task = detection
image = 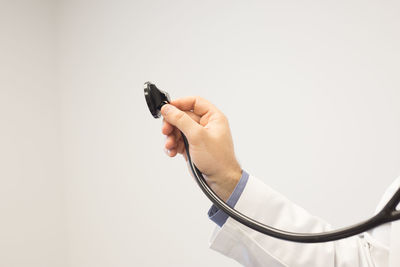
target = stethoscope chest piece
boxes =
[144,82,171,119]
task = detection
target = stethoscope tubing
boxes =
[181,132,400,243]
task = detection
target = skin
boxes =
[160,96,242,202]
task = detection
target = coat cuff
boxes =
[207,170,249,227]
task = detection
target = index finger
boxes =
[170,96,217,117]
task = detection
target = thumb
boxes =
[161,104,202,139]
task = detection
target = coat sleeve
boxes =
[208,174,388,267]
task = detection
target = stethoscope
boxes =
[144,81,400,243]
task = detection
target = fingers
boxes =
[165,137,186,158]
[176,138,185,155]
[162,119,174,135]
[161,104,203,141]
[163,122,181,156]
[165,134,175,150]
[170,96,217,117]
[166,148,178,157]
[164,127,187,158]
[164,136,187,160]
[161,107,201,159]
[162,111,200,139]
[164,124,182,147]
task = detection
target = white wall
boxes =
[58,0,400,266]
[2,0,400,266]
[0,1,67,266]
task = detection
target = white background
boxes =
[1,0,400,266]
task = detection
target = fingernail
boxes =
[164,148,171,155]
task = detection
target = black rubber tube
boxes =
[181,133,400,243]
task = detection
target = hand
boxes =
[160,96,242,202]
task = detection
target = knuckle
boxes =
[194,95,206,105]
[218,112,229,124]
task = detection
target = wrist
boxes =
[208,166,242,202]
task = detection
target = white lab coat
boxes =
[209,174,400,267]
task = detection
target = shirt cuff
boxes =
[207,170,249,227]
